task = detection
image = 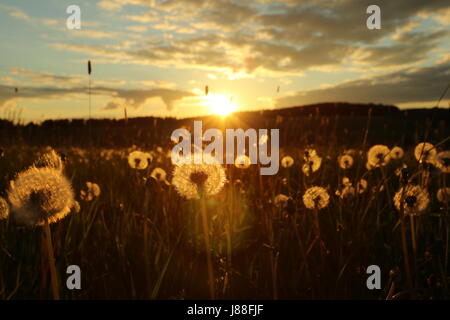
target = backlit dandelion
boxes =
[128,151,152,170]
[414,142,436,163]
[368,145,391,167]
[274,194,290,208]
[433,151,450,173]
[338,154,354,169]
[7,167,75,226]
[281,155,294,168]
[390,146,404,160]
[302,149,322,176]
[234,155,251,169]
[172,157,226,200]
[393,185,429,216]
[80,182,101,201]
[356,178,368,194]
[335,177,355,199]
[34,149,63,171]
[150,167,168,183]
[437,187,450,203]
[303,186,329,210]
[0,196,9,220]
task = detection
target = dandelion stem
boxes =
[399,189,415,299]
[43,219,60,300]
[200,196,215,299]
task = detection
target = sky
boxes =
[0,0,449,122]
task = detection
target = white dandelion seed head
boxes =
[0,197,9,220]
[34,149,63,171]
[393,185,429,216]
[357,179,368,194]
[302,152,322,176]
[150,167,167,182]
[336,178,355,199]
[368,145,391,167]
[7,167,75,226]
[338,154,354,169]
[274,194,290,208]
[172,156,227,200]
[281,155,294,168]
[437,187,450,203]
[128,151,151,170]
[303,186,330,210]
[390,146,404,160]
[433,151,450,173]
[414,142,436,163]
[80,182,101,202]
[235,155,251,169]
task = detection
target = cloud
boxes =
[275,60,450,107]
[51,0,448,77]
[9,68,83,85]
[9,8,31,23]
[0,82,196,112]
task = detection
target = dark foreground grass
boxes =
[0,112,448,299]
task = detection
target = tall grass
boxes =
[0,112,448,300]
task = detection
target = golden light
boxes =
[205,93,237,117]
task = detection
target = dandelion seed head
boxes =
[391,146,404,160]
[303,186,329,210]
[433,151,450,173]
[34,149,63,171]
[437,187,450,203]
[357,179,368,194]
[338,154,354,169]
[281,155,294,168]
[7,167,74,226]
[128,151,151,170]
[172,156,226,199]
[274,194,290,208]
[150,167,167,182]
[80,182,101,202]
[393,185,429,216]
[234,155,251,169]
[414,142,436,163]
[368,145,391,167]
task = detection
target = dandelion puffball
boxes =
[414,142,436,163]
[338,154,354,169]
[172,158,226,200]
[281,156,294,168]
[34,149,64,171]
[303,186,330,210]
[434,151,450,173]
[7,167,75,226]
[390,146,404,160]
[234,155,251,169]
[150,167,168,182]
[393,185,429,216]
[437,188,450,203]
[128,151,152,170]
[80,182,101,202]
[367,145,391,168]
[274,194,290,208]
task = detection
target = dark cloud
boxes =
[0,84,195,111]
[276,61,450,107]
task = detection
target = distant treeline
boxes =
[2,102,449,149]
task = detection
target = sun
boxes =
[205,93,237,117]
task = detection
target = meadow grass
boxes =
[0,111,448,300]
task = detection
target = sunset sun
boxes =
[206,93,237,117]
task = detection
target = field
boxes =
[0,104,449,299]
